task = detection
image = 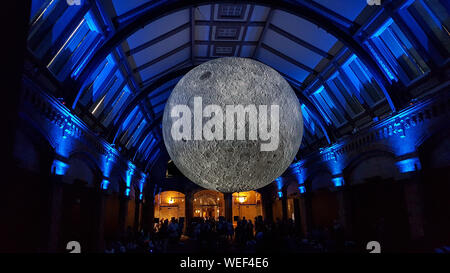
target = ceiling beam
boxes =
[111,64,333,146]
[261,43,318,75]
[134,42,190,73]
[268,23,333,59]
[132,120,162,160]
[147,83,177,100]
[140,59,190,88]
[145,146,162,173]
[194,56,305,88]
[196,40,258,46]
[237,4,255,56]
[134,41,258,77]
[196,20,265,27]
[190,7,195,64]
[278,71,304,89]
[292,85,335,144]
[207,4,215,58]
[148,84,177,100]
[71,0,399,113]
[125,22,190,57]
[320,77,356,128]
[252,8,273,59]
[332,62,375,118]
[300,0,356,30]
[109,66,193,141]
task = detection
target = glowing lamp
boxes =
[52,159,68,176]
[396,157,421,173]
[299,186,306,194]
[101,179,110,190]
[332,177,344,187]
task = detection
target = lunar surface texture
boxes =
[162,57,303,193]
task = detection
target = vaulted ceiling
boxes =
[28,0,442,172]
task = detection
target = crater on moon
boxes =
[162,57,303,193]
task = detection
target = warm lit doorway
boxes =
[193,190,224,220]
[232,191,263,225]
[154,191,185,221]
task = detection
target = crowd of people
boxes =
[104,216,357,253]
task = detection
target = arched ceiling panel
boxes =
[125,9,190,49]
[263,29,324,68]
[256,48,311,82]
[128,27,190,68]
[249,5,270,21]
[28,0,440,170]
[138,47,190,82]
[312,0,368,21]
[270,9,338,52]
[111,0,151,17]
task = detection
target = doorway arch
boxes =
[232,191,263,225]
[154,191,185,221]
[193,190,224,220]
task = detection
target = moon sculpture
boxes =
[162,57,303,192]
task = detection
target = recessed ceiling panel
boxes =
[250,5,270,21]
[271,10,338,52]
[126,9,189,50]
[257,48,310,82]
[129,28,190,67]
[264,29,323,69]
[139,47,190,81]
[245,26,263,41]
[111,0,151,16]
[312,0,367,21]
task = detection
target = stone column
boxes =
[224,193,233,223]
[293,197,302,234]
[336,186,353,238]
[300,192,313,237]
[47,175,64,252]
[403,174,425,241]
[91,191,106,252]
[185,191,194,232]
[141,192,155,234]
[134,199,141,234]
[118,196,129,237]
[261,190,274,223]
[281,187,288,222]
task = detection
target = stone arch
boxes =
[13,117,55,174]
[418,128,450,170]
[65,151,103,188]
[304,167,333,192]
[343,148,412,248]
[286,179,300,197]
[154,191,186,221]
[193,190,225,219]
[343,149,399,186]
[232,191,263,223]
